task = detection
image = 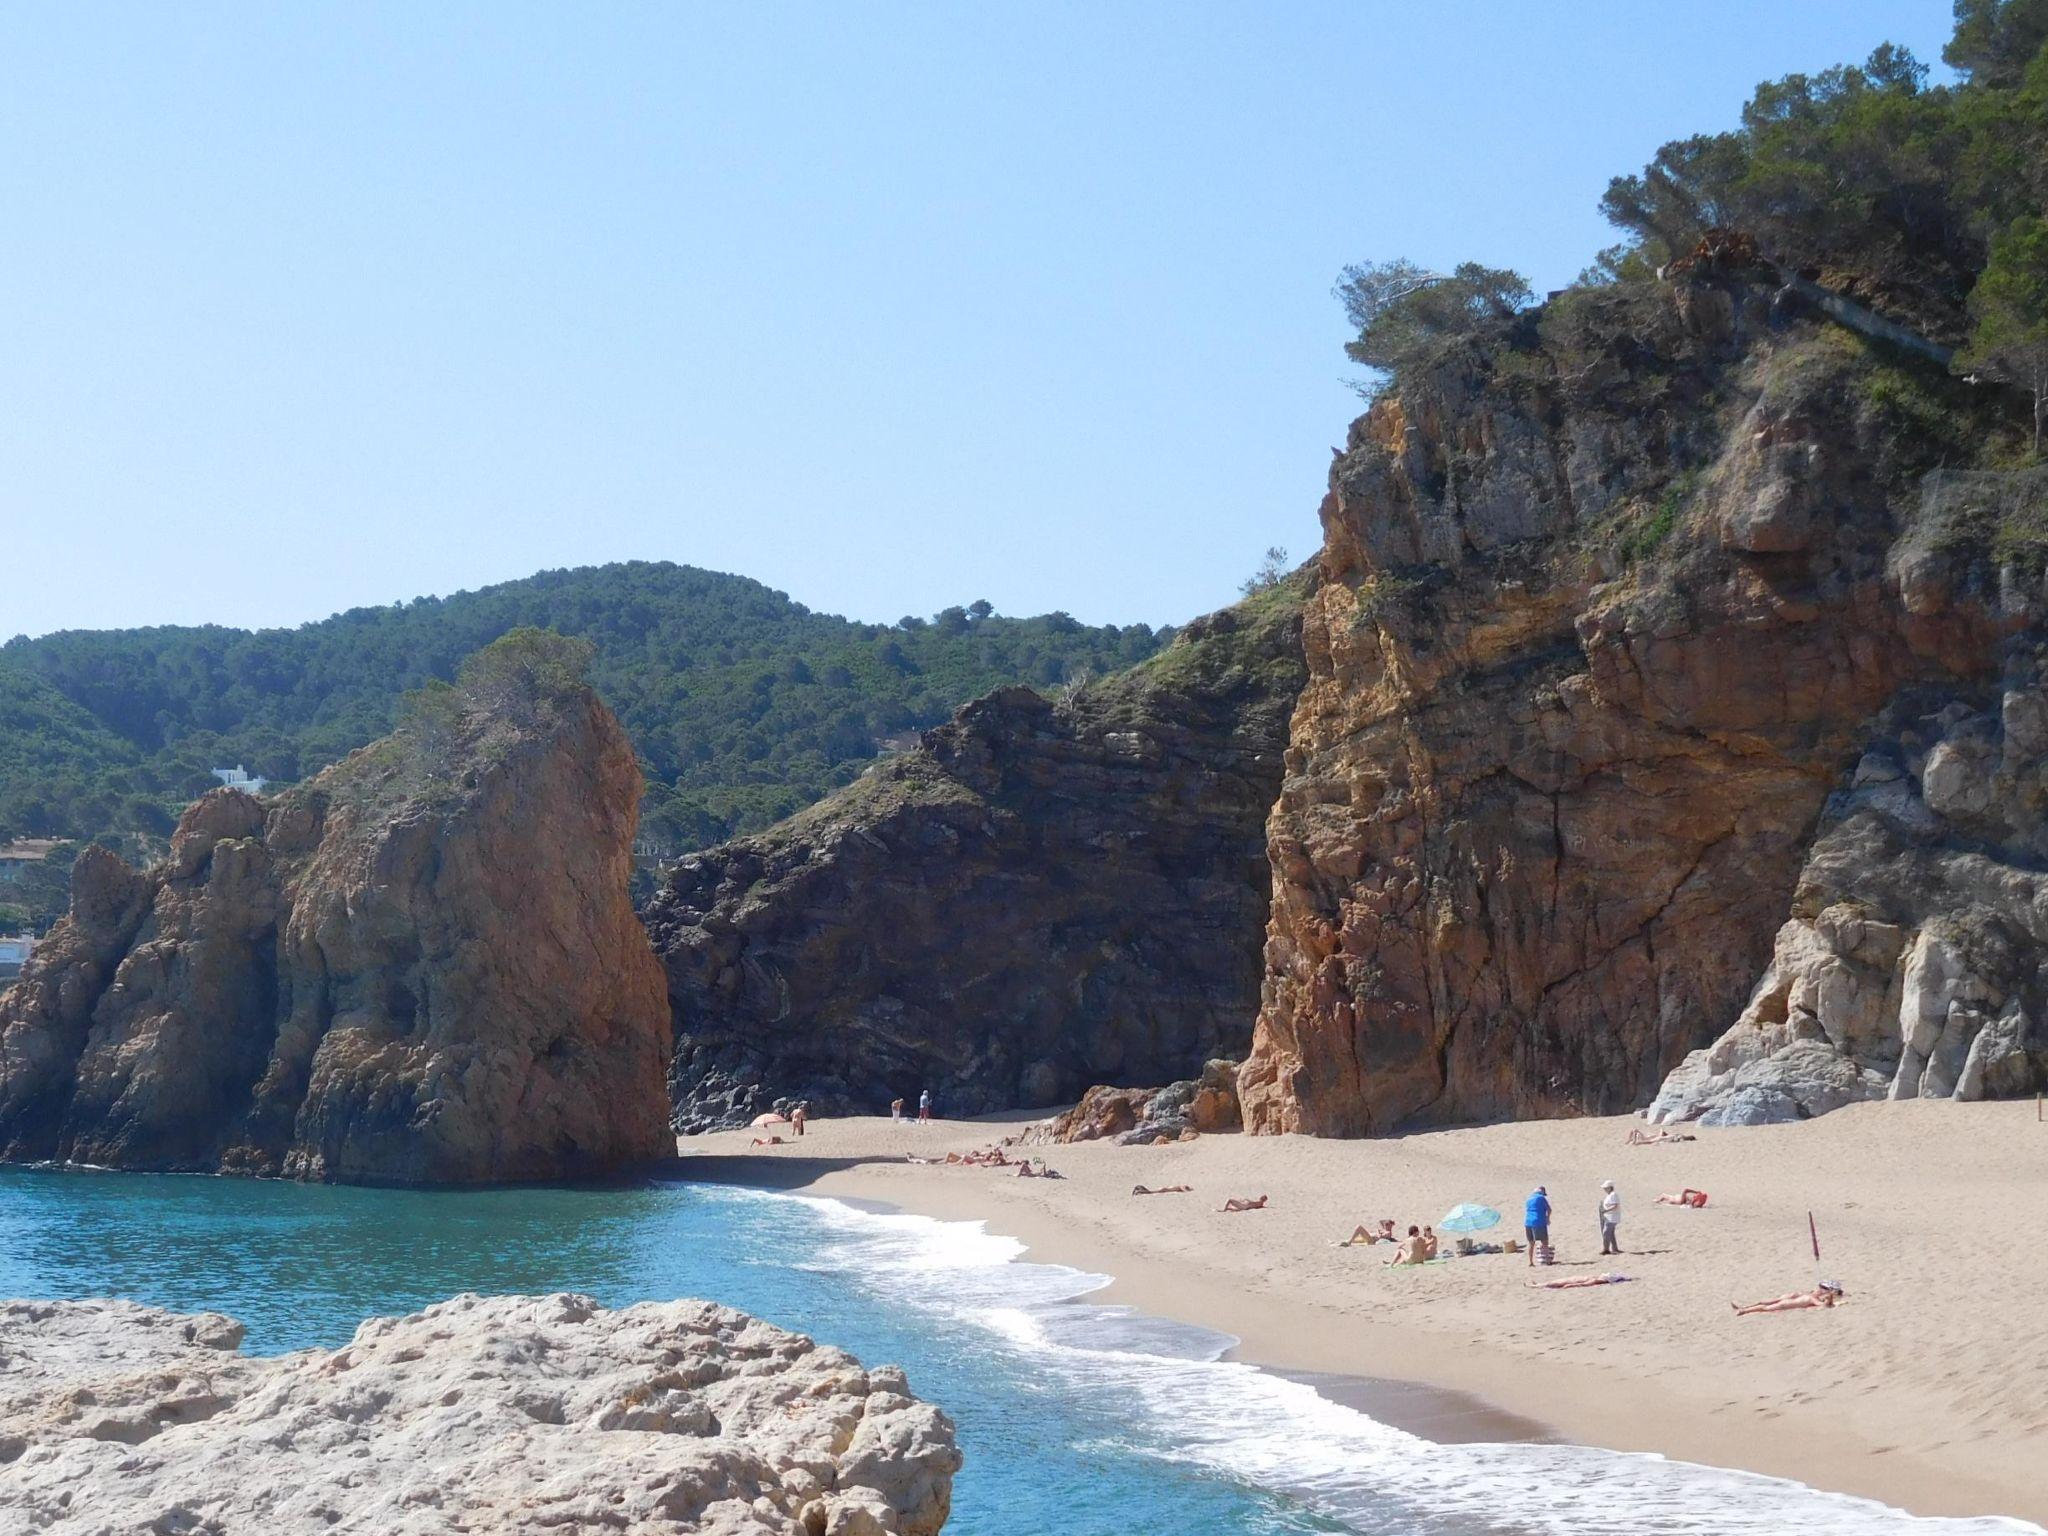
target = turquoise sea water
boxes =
[0,1167,2037,1536]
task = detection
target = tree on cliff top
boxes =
[1948,0,2048,86]
[1334,260,1531,397]
[1239,546,1290,596]
[1591,3,2048,335]
[457,627,597,724]
[388,629,597,792]
[1958,213,2048,453]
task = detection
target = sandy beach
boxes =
[679,1101,2048,1527]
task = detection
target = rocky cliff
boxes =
[1648,647,2048,1124]
[0,640,673,1181]
[1239,275,2039,1135]
[0,1293,960,1535]
[647,580,1307,1128]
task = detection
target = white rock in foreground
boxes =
[0,1292,960,1535]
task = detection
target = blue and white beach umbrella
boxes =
[1439,1202,1502,1233]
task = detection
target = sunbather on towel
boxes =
[1133,1184,1193,1195]
[1733,1283,1844,1315]
[1655,1188,1710,1207]
[1529,1272,1632,1289]
[1627,1127,1696,1145]
[1341,1219,1398,1246]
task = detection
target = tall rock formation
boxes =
[0,635,673,1182]
[1239,276,2034,1135]
[646,581,1307,1127]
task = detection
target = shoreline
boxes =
[778,1180,1554,1449]
[677,1103,2048,1528]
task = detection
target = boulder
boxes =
[1021,1060,1242,1146]
[0,1293,959,1535]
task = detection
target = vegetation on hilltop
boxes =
[0,562,1170,892]
[1341,0,2048,465]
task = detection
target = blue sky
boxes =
[1,2,1956,638]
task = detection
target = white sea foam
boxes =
[714,1185,2044,1536]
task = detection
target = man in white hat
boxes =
[1599,1179,1622,1255]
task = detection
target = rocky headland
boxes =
[647,580,1306,1128]
[0,1292,960,1535]
[0,633,673,1183]
[1238,272,2046,1134]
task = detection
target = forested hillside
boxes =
[0,562,1168,883]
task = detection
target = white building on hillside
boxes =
[211,765,268,794]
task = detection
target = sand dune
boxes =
[682,1100,2048,1526]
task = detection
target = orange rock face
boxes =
[1239,289,2017,1136]
[0,684,672,1183]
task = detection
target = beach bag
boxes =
[1535,1241,1555,1266]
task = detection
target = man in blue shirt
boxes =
[1524,1185,1552,1266]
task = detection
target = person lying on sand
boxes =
[1341,1219,1398,1245]
[1627,1127,1696,1145]
[1015,1159,1063,1179]
[1529,1273,1632,1289]
[943,1147,1012,1167]
[1385,1225,1429,1265]
[749,1135,786,1147]
[1656,1188,1710,1208]
[1733,1283,1844,1315]
[1134,1184,1193,1196]
[1221,1195,1269,1212]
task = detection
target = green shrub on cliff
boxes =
[1618,474,1698,566]
[1957,213,2048,453]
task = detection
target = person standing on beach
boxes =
[1524,1185,1551,1265]
[791,1102,807,1138]
[918,1089,932,1124]
[1599,1179,1621,1255]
